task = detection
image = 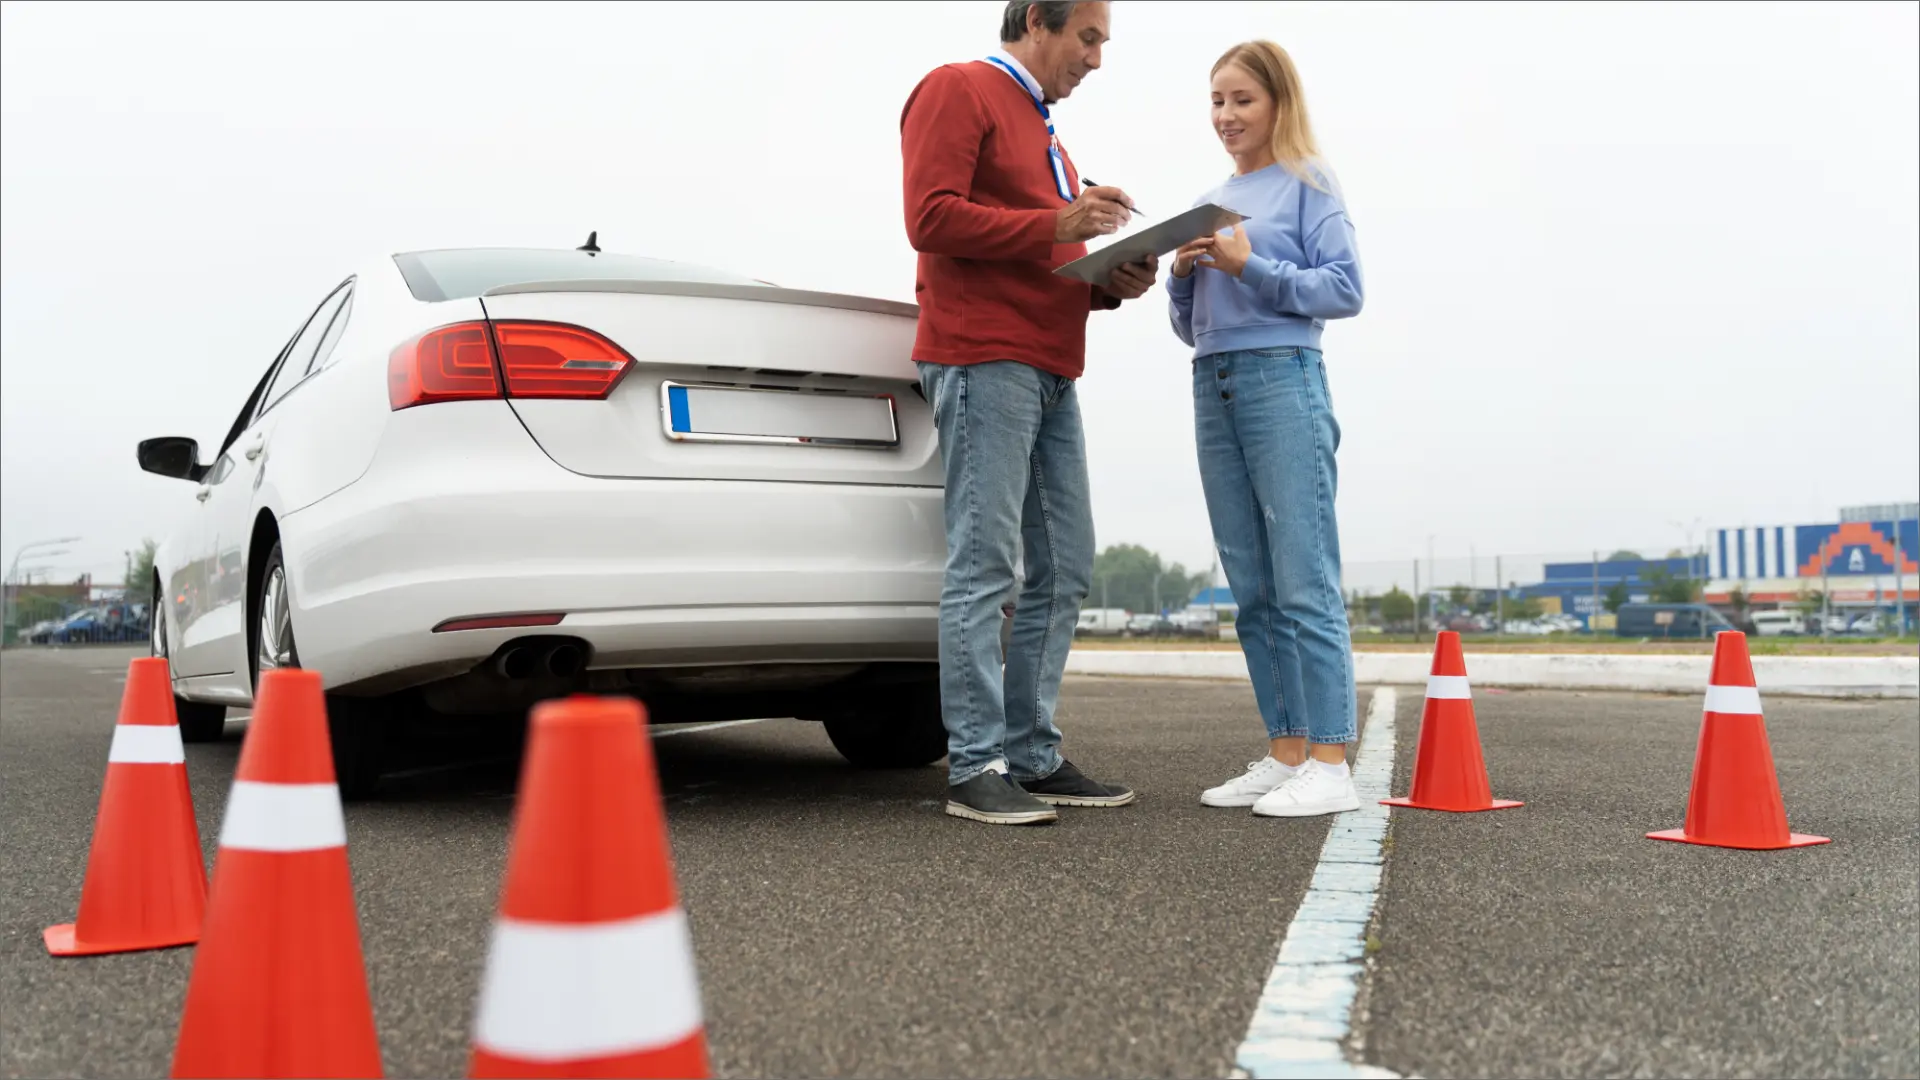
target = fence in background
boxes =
[1194,541,1915,639]
[3,593,146,647]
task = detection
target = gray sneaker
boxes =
[946,772,1059,826]
[1018,759,1136,807]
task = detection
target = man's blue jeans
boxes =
[1194,346,1358,745]
[917,360,1093,786]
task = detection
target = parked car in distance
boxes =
[1075,608,1131,637]
[1749,609,1804,637]
[1168,611,1221,639]
[1613,603,1737,639]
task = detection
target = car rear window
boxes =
[392,248,763,303]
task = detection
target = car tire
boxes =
[821,680,949,770]
[176,697,229,744]
[151,577,227,742]
[323,694,391,802]
[251,540,388,800]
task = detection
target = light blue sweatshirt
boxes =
[1167,160,1364,358]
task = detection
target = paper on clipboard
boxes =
[1053,202,1246,286]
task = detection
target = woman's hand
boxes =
[1171,237,1214,279]
[1201,224,1253,278]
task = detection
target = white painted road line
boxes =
[1231,687,1406,1080]
[1064,649,1919,699]
[649,717,777,739]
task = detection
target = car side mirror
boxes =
[137,437,206,482]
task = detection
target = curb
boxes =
[1065,650,1919,699]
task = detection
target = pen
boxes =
[1082,178,1143,217]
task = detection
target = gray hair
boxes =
[1000,1,1076,43]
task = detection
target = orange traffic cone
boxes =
[1648,631,1830,850]
[468,695,709,1079]
[45,656,208,957]
[170,668,382,1079]
[1381,631,1523,813]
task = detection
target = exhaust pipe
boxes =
[491,638,588,681]
[543,643,584,678]
[495,646,535,680]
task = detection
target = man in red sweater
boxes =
[901,0,1157,826]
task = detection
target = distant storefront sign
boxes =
[1712,519,1919,579]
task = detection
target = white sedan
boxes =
[140,242,996,796]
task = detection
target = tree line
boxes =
[1088,544,1213,615]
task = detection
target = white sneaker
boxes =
[1201,756,1298,807]
[1251,760,1362,818]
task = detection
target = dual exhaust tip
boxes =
[493,640,586,681]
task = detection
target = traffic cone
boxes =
[1648,631,1830,850]
[170,668,382,1079]
[1381,631,1523,813]
[468,695,709,1079]
[44,656,208,957]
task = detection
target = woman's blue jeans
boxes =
[1193,346,1357,744]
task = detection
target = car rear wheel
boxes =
[252,541,388,800]
[152,578,227,743]
[820,679,949,770]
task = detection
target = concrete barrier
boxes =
[1064,648,1919,699]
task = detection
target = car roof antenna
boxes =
[577,230,600,255]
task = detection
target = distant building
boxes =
[1705,516,1917,617]
[1840,502,1919,523]
[1187,587,1238,618]
[4,574,93,608]
[1515,556,1696,629]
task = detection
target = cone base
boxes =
[43,922,198,957]
[1646,827,1831,850]
[470,1029,709,1079]
[1380,797,1525,813]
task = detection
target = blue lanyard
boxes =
[984,56,1075,203]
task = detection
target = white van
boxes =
[1750,610,1804,637]
[1075,609,1131,637]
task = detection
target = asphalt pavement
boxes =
[1364,686,1920,1080]
[1,647,1355,1079]
[3,647,1915,1079]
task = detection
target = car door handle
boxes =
[195,485,212,502]
[243,437,266,462]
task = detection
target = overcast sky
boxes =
[3,0,1916,593]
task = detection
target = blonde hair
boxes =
[1211,40,1328,192]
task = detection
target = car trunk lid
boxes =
[478,281,938,487]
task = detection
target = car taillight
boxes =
[388,320,634,411]
[389,322,498,410]
[493,322,635,399]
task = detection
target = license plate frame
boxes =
[659,381,901,450]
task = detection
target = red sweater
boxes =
[900,61,1121,380]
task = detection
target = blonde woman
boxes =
[1168,41,1366,817]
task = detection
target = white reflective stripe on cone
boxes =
[1425,675,1472,700]
[218,780,348,852]
[1703,684,1763,716]
[473,909,704,1061]
[108,724,186,764]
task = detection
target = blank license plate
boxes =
[661,383,898,448]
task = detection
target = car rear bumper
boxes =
[280,401,947,693]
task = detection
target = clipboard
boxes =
[1053,202,1246,286]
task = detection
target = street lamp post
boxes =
[5,537,83,642]
[1426,535,1436,639]
[1668,517,1705,587]
[7,537,82,585]
[1205,556,1219,632]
